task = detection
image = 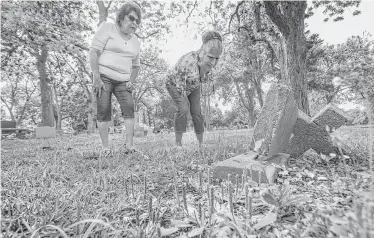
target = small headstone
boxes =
[284,110,336,158]
[35,126,56,138]
[1,120,16,129]
[312,104,349,132]
[213,151,289,184]
[249,84,298,156]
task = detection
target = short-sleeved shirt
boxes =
[166,51,211,95]
[90,21,140,82]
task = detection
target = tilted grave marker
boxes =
[249,83,298,156]
[311,104,350,132]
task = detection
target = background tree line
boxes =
[1,1,372,132]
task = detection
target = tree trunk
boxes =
[264,1,310,115]
[234,80,256,126]
[97,1,110,26]
[96,1,112,130]
[245,86,256,127]
[36,46,54,127]
[16,102,28,126]
[147,109,152,127]
[56,114,62,130]
[254,81,263,107]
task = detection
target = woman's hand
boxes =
[126,82,134,91]
[93,74,106,97]
[181,89,187,98]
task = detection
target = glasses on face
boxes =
[127,15,140,25]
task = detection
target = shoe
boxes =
[124,148,137,155]
[100,147,113,157]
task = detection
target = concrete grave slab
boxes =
[312,104,349,132]
[213,151,290,184]
[35,126,56,138]
[249,84,298,156]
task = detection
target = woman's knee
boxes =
[120,101,135,118]
[177,104,189,116]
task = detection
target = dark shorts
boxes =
[96,75,134,122]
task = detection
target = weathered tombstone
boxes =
[249,84,298,156]
[285,104,350,158]
[212,151,290,184]
[1,120,17,135]
[35,126,56,138]
[311,104,349,132]
[1,120,16,129]
[284,110,334,158]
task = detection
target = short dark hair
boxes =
[116,2,142,26]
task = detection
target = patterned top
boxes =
[166,51,211,95]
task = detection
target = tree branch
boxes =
[185,0,198,23]
[263,1,290,36]
[135,30,161,40]
[228,1,245,32]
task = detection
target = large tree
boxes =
[1,1,90,126]
[228,1,361,115]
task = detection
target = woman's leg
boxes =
[97,121,110,148]
[166,84,189,146]
[113,80,135,150]
[124,118,135,149]
[188,86,204,147]
[96,76,114,149]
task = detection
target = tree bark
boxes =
[16,102,28,126]
[77,65,96,133]
[36,46,54,126]
[96,1,112,130]
[97,1,111,26]
[264,1,310,115]
[234,80,255,126]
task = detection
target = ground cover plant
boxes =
[1,127,373,238]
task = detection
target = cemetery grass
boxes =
[1,127,373,238]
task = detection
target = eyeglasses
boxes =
[127,15,140,25]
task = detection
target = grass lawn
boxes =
[1,127,373,237]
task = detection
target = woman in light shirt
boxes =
[89,2,141,154]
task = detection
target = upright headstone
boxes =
[249,84,298,156]
[284,110,336,158]
[1,120,16,135]
[35,126,56,138]
[1,120,16,129]
[311,104,349,132]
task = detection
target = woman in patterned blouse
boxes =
[166,31,223,149]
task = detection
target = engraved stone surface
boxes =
[312,104,349,132]
[249,84,298,156]
[284,110,337,158]
[35,126,56,138]
[213,151,290,184]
